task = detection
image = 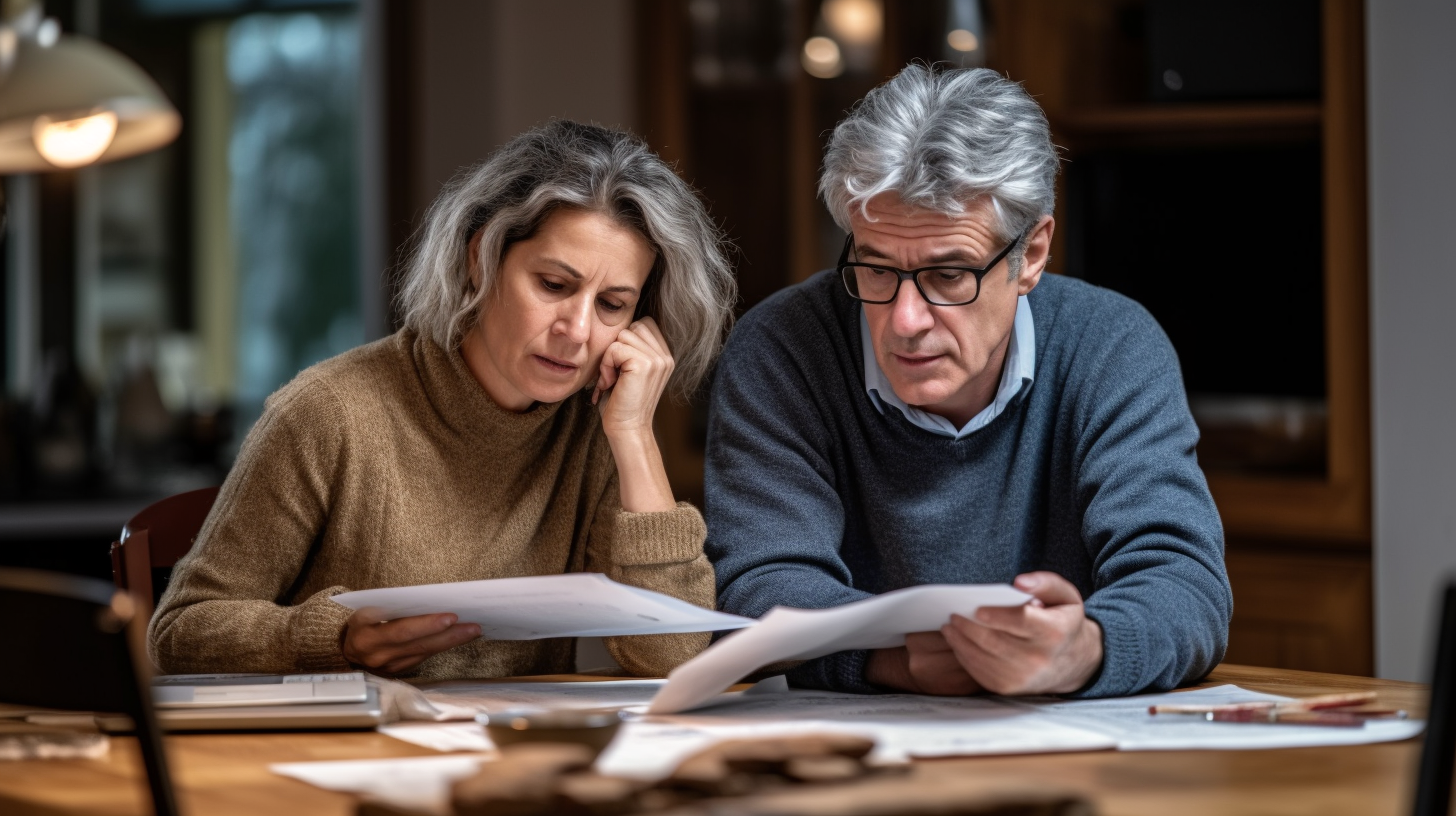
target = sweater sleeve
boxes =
[147,379,355,674]
[586,475,717,677]
[703,304,877,694]
[1067,302,1232,698]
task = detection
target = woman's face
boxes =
[463,208,656,410]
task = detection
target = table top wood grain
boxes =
[0,664,1429,816]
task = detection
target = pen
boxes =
[1203,709,1406,727]
[1149,691,1378,716]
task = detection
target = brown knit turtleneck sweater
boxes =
[148,329,714,680]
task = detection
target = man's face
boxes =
[853,193,1053,427]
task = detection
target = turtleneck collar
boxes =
[404,328,585,450]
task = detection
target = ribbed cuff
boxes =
[1070,604,1146,699]
[292,586,354,672]
[612,502,707,566]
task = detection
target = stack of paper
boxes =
[333,573,754,639]
[648,583,1033,714]
[151,672,386,730]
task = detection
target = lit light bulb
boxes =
[802,36,844,79]
[33,110,118,169]
[822,0,882,46]
[947,29,979,52]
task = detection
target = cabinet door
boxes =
[1225,548,1372,675]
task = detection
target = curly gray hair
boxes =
[820,65,1059,272]
[397,120,737,399]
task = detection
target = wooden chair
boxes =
[1412,580,1455,816]
[110,487,220,619]
[0,568,180,816]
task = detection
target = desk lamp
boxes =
[0,0,180,230]
[0,0,179,173]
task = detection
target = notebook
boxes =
[151,673,384,731]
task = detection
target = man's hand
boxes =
[865,631,983,695]
[341,609,481,676]
[942,571,1104,695]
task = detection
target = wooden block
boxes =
[451,743,596,816]
[0,721,109,760]
[665,734,876,796]
[657,772,1096,816]
[556,772,652,815]
[782,755,866,783]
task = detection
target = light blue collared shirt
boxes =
[860,295,1036,439]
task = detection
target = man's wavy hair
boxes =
[820,65,1060,274]
[397,120,737,400]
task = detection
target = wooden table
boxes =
[0,665,1428,816]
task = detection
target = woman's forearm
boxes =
[606,428,677,513]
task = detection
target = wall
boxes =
[410,0,636,220]
[356,0,637,336]
[1369,0,1456,681]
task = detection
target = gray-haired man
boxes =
[704,66,1231,698]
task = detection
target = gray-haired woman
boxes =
[149,121,737,680]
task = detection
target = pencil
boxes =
[1203,710,1389,727]
[1149,691,1378,716]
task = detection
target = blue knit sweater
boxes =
[704,270,1231,698]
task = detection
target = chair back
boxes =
[110,486,220,617]
[1413,580,1456,816]
[0,568,179,816]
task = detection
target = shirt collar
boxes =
[860,295,1036,440]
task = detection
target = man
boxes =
[704,65,1230,698]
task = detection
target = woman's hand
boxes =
[593,317,677,513]
[593,317,674,436]
[341,609,481,676]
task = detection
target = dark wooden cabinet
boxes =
[987,0,1371,673]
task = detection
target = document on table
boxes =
[1014,684,1427,751]
[628,689,1116,774]
[378,683,1117,779]
[647,583,1033,714]
[332,573,754,639]
[271,754,490,815]
[297,681,1425,810]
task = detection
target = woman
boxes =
[148,121,736,680]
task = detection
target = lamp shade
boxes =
[0,33,180,172]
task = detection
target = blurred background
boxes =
[0,0,1450,685]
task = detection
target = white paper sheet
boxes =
[380,683,1114,777]
[271,754,490,815]
[337,681,1424,809]
[1015,684,1427,750]
[333,573,754,639]
[646,687,1115,766]
[378,722,496,752]
[648,583,1032,714]
[418,679,667,714]
[372,717,770,780]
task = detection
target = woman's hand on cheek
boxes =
[593,317,674,438]
[594,317,678,513]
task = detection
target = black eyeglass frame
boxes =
[837,230,1027,306]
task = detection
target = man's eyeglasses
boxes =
[837,231,1025,306]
